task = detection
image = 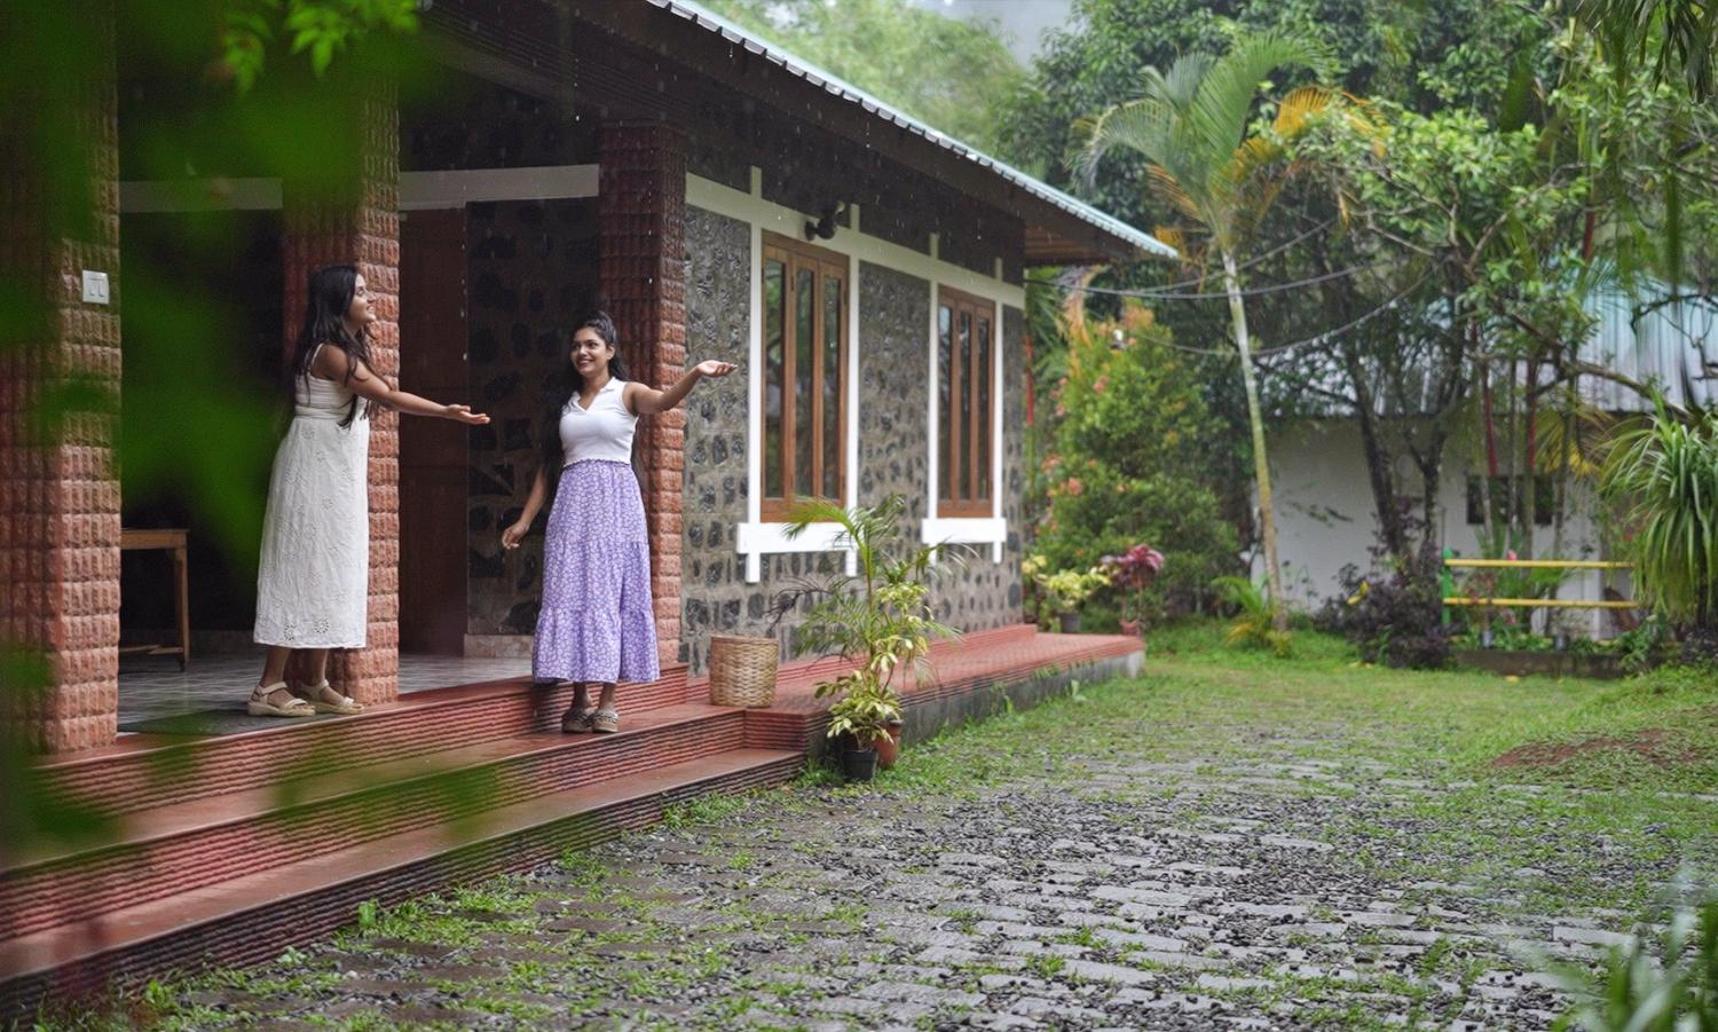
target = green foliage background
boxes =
[699,0,1027,155]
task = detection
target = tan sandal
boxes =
[295,680,363,715]
[591,707,619,734]
[248,682,316,718]
[562,703,596,734]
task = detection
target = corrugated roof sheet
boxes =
[643,0,1177,262]
[1581,293,1715,412]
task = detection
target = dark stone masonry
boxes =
[463,198,600,638]
[679,210,1023,673]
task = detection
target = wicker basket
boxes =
[708,635,780,708]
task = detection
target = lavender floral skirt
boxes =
[532,460,661,685]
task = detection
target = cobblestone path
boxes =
[158,665,1715,1031]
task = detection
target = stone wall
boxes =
[857,264,1023,632]
[679,214,1023,674]
[679,206,849,672]
[853,262,930,519]
[402,71,594,172]
[464,199,600,638]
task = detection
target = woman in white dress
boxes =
[250,264,489,718]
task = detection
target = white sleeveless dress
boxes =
[253,358,371,649]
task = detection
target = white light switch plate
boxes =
[81,270,110,305]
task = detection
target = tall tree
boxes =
[1075,32,1329,627]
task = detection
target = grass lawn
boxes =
[40,622,1718,1031]
[884,621,1718,916]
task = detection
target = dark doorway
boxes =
[399,207,470,655]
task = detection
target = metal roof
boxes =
[1284,290,1716,417]
[643,0,1177,263]
[1580,293,1715,412]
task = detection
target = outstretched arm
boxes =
[316,346,490,424]
[625,360,738,415]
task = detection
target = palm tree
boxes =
[1568,0,1717,100]
[1076,32,1329,630]
[1598,404,1718,630]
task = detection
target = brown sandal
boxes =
[591,707,619,734]
[562,704,596,734]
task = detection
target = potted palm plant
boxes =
[780,495,955,775]
[824,684,902,781]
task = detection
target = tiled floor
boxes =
[117,651,532,730]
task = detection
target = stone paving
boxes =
[156,732,1690,1031]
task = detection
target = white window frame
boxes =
[686,169,1022,583]
[924,256,1008,562]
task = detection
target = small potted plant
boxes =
[1026,556,1111,633]
[778,495,956,776]
[1100,543,1165,638]
[824,682,902,782]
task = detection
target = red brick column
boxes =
[280,85,401,707]
[0,17,122,752]
[598,123,686,668]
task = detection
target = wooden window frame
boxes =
[937,285,996,518]
[761,231,849,523]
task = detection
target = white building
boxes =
[1266,293,1714,634]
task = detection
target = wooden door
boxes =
[399,208,469,655]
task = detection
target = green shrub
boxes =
[1037,463,1236,616]
[1599,407,1718,628]
[1213,576,1293,657]
[1031,301,1239,616]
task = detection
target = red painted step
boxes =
[741,628,1144,751]
[0,747,802,1017]
[36,665,693,818]
[1,703,741,940]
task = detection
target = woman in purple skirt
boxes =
[502,312,735,733]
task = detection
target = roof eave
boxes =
[643,0,1177,264]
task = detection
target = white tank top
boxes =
[559,377,637,466]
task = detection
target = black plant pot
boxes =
[841,746,878,782]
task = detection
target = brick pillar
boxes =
[598,123,686,669]
[280,85,401,707]
[0,14,122,752]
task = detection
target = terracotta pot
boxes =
[1119,619,1141,638]
[875,723,903,769]
[1058,611,1081,634]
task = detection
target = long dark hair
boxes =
[289,264,373,428]
[539,311,628,474]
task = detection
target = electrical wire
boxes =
[1027,218,1337,296]
[1130,273,1431,359]
[1064,262,1375,301]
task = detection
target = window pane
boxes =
[795,266,815,498]
[938,305,954,502]
[823,276,842,500]
[958,310,973,502]
[976,316,991,502]
[764,258,785,499]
